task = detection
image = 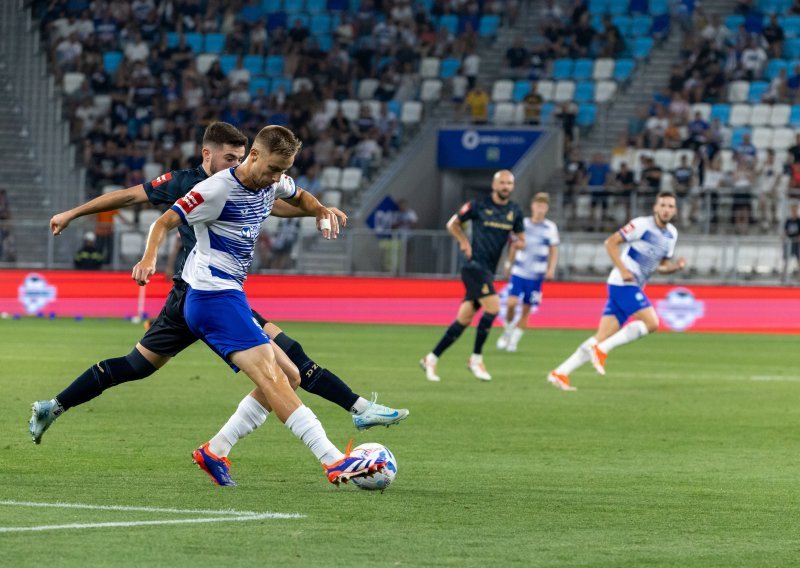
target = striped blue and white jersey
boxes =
[172,167,297,291]
[607,215,677,288]
[510,218,559,280]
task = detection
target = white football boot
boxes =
[419,353,441,382]
[467,354,492,381]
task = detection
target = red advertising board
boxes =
[1,269,798,333]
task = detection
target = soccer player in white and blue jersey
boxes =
[547,192,686,391]
[132,126,386,485]
[497,192,559,352]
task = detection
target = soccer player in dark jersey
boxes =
[420,169,525,382]
[31,122,408,484]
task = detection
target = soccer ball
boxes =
[350,443,397,491]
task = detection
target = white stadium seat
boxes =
[323,98,339,117]
[553,80,575,103]
[340,99,360,121]
[138,208,162,230]
[63,72,85,94]
[357,78,379,100]
[143,162,163,182]
[769,104,791,126]
[772,127,795,150]
[752,127,773,149]
[196,53,219,74]
[750,104,771,126]
[593,58,614,80]
[293,77,313,92]
[654,149,675,171]
[492,102,516,125]
[419,57,440,79]
[420,79,442,101]
[728,81,750,103]
[339,167,363,193]
[719,149,735,173]
[690,103,711,121]
[536,80,554,101]
[321,189,342,209]
[729,104,752,126]
[595,80,617,103]
[491,80,514,102]
[400,101,423,123]
[320,166,342,190]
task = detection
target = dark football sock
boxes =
[432,321,466,357]
[474,312,497,355]
[55,349,157,411]
[274,332,359,411]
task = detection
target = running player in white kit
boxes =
[547,192,686,391]
[496,192,559,352]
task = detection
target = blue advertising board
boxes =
[437,128,542,169]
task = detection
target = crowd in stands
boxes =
[0,188,16,262]
[33,0,514,214]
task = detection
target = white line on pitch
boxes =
[0,514,300,534]
[750,375,800,381]
[0,500,282,517]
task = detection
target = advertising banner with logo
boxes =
[0,270,798,333]
[437,129,542,169]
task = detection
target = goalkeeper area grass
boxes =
[2,318,799,566]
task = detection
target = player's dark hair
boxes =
[202,122,248,148]
[254,125,303,158]
[655,191,677,202]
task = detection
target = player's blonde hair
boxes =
[253,125,302,158]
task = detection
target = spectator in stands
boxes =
[540,0,563,24]
[664,120,683,150]
[599,14,624,57]
[505,35,529,79]
[763,67,788,104]
[464,84,490,124]
[614,160,635,219]
[556,101,578,149]
[0,188,14,262]
[684,111,709,150]
[668,93,690,124]
[731,156,755,234]
[735,132,757,167]
[702,62,727,102]
[73,231,104,270]
[462,48,480,89]
[640,155,664,197]
[762,14,785,59]
[668,65,686,95]
[522,83,543,125]
[701,14,730,51]
[784,203,800,276]
[701,154,724,225]
[571,12,595,58]
[295,164,323,197]
[644,106,669,149]
[788,64,800,101]
[563,148,586,219]
[626,107,648,147]
[227,55,251,88]
[585,153,611,223]
[268,218,300,270]
[789,134,800,165]
[54,32,83,74]
[740,37,768,81]
[756,149,780,231]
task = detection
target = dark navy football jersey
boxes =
[456,195,525,273]
[143,165,208,280]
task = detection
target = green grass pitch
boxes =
[2,318,800,567]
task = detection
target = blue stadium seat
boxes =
[745,14,764,33]
[577,103,597,127]
[766,59,788,79]
[631,15,652,37]
[574,81,595,103]
[780,15,800,37]
[271,77,293,94]
[166,32,180,48]
[478,15,500,37]
[283,0,304,13]
[261,0,282,11]
[541,102,556,123]
[588,0,608,13]
[710,103,731,124]
[387,100,402,117]
[310,14,332,34]
[786,38,800,57]
[649,0,669,15]
[628,0,648,14]
[219,54,238,75]
[609,0,628,15]
[725,15,745,30]
[243,55,264,75]
[440,57,461,79]
[591,14,605,33]
[731,126,752,147]
[790,104,800,126]
[759,0,780,14]
[240,3,263,23]
[439,14,458,35]
[651,14,670,37]
[316,33,333,51]
[267,12,288,30]
[287,13,310,27]
[66,0,89,13]
[611,15,632,36]
[265,55,284,76]
[250,77,271,96]
[748,81,770,102]
[327,0,348,9]
[613,58,635,81]
[552,58,574,80]
[632,37,653,59]
[184,32,204,53]
[204,33,225,54]
[102,51,123,73]
[513,80,531,102]
[573,58,594,80]
[306,0,326,13]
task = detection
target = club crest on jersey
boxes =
[151,172,172,187]
[178,190,204,212]
[506,211,513,221]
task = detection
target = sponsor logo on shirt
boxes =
[177,190,205,212]
[621,222,636,235]
[151,172,173,187]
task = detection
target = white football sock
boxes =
[351,396,369,415]
[285,405,343,465]
[555,336,597,376]
[598,320,649,354]
[208,395,269,458]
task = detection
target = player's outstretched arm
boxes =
[447,214,472,259]
[132,209,182,286]
[272,198,348,231]
[658,257,687,274]
[283,188,342,239]
[604,232,634,281]
[50,184,149,235]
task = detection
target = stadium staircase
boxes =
[0,1,83,266]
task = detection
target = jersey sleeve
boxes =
[275,174,298,200]
[456,199,478,223]
[666,227,678,259]
[618,217,647,243]
[549,222,560,246]
[143,170,184,205]
[170,180,227,226]
[513,206,525,233]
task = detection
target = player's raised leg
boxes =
[421,301,474,382]
[591,307,658,375]
[547,316,619,391]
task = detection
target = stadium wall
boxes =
[1,270,799,334]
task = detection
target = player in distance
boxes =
[547,192,686,391]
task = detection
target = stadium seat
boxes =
[138,209,163,231]
[243,55,265,75]
[120,232,146,261]
[719,149,736,172]
[420,57,441,79]
[310,14,332,34]
[306,0,326,12]
[735,244,761,276]
[577,103,597,127]
[694,244,725,276]
[654,149,675,170]
[184,32,204,53]
[553,81,575,102]
[180,141,197,160]
[770,103,791,126]
[493,102,516,125]
[321,189,342,209]
[357,78,379,100]
[613,58,635,82]
[593,58,614,80]
[710,103,731,124]
[649,0,669,15]
[690,103,711,121]
[595,80,617,102]
[143,163,162,182]
[765,59,788,80]
[752,126,774,149]
[754,244,782,275]
[536,80,555,101]
[92,94,111,115]
[631,15,652,37]
[731,126,752,148]
[491,80,514,102]
[790,105,800,126]
[204,33,225,54]
[320,166,342,190]
[62,72,85,94]
[574,81,595,103]
[283,0,304,13]
[540,102,556,123]
[271,77,292,94]
[573,58,594,80]
[420,79,443,101]
[725,15,745,30]
[196,53,218,74]
[552,58,574,81]
[340,99,360,121]
[785,38,800,57]
[611,15,632,36]
[588,0,609,14]
[513,80,531,102]
[219,54,238,75]
[748,81,770,103]
[781,15,800,38]
[400,101,423,123]
[339,167,363,193]
[750,104,772,126]
[239,2,263,23]
[249,76,271,96]
[772,127,794,149]
[266,12,288,31]
[730,104,753,126]
[478,14,500,37]
[265,55,284,77]
[631,37,653,59]
[728,81,750,103]
[438,15,458,35]
[323,98,339,117]
[440,57,461,79]
[102,51,123,73]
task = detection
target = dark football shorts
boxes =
[139,280,270,357]
[461,262,496,306]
